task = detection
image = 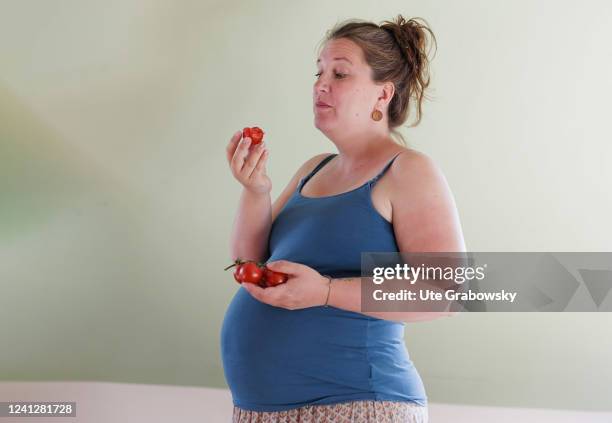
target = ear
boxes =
[378,81,395,108]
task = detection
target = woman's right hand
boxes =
[226,129,271,195]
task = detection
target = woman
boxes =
[222,15,465,423]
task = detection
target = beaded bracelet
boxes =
[322,275,333,307]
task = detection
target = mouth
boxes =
[315,102,332,108]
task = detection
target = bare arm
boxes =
[229,188,273,263]
[226,130,333,263]
[225,130,270,262]
[326,276,454,323]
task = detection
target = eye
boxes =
[314,71,346,79]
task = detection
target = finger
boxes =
[242,142,264,173]
[253,148,269,176]
[247,144,268,179]
[226,130,243,164]
[231,136,252,173]
[265,260,294,275]
[243,282,267,302]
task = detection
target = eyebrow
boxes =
[316,57,353,65]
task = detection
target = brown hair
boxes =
[317,15,437,146]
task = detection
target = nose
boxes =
[314,77,329,93]
[314,85,328,104]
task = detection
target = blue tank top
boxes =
[220,152,427,412]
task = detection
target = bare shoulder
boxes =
[393,147,439,173]
[387,148,454,208]
[387,147,465,252]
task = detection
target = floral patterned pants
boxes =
[233,400,428,423]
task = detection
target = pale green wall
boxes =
[1,0,611,412]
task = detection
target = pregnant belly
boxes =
[220,287,373,406]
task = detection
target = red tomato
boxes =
[249,127,264,144]
[242,127,251,139]
[262,268,288,287]
[234,262,264,285]
[242,126,265,146]
[224,259,287,288]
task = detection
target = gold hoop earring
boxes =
[371,109,383,121]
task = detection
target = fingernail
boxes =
[243,138,251,145]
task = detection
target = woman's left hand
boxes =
[241,260,330,310]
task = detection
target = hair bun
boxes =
[380,15,435,69]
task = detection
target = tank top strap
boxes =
[299,153,337,190]
[368,152,403,186]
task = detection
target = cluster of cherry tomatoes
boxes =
[224,259,288,288]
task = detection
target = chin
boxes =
[313,118,328,132]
